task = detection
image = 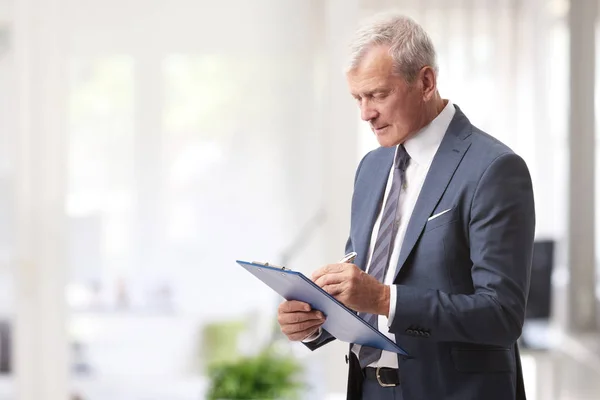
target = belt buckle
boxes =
[376,366,396,387]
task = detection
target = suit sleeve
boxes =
[388,152,535,346]
[303,151,371,352]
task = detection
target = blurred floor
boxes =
[0,344,596,400]
[522,333,600,400]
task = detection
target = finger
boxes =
[278,300,311,313]
[278,310,325,326]
[288,324,325,341]
[283,320,325,340]
[314,271,345,289]
[322,283,344,296]
[311,267,327,282]
[281,318,325,336]
[312,263,348,281]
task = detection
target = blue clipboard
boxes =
[237,260,409,356]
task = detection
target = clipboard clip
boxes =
[251,261,288,271]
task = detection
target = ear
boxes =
[419,66,437,101]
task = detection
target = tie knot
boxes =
[394,145,410,170]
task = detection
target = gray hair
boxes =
[347,12,438,83]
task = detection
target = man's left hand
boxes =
[311,263,390,316]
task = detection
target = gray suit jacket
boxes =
[306,105,535,400]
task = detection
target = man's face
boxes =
[347,45,426,147]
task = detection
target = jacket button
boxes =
[406,329,414,335]
[424,332,431,338]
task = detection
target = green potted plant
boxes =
[205,348,305,400]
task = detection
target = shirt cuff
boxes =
[301,327,322,343]
[387,285,397,327]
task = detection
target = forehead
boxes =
[347,45,398,93]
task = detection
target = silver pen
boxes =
[338,252,357,264]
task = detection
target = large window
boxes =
[64,48,321,396]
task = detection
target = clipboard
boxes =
[236,260,409,356]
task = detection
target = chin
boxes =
[375,136,401,148]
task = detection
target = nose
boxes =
[360,101,378,122]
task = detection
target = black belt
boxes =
[363,367,400,387]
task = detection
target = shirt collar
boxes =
[400,100,455,167]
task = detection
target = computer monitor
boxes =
[525,240,555,320]
[0,320,10,374]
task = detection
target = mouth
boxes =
[372,125,389,134]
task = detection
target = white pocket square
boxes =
[427,208,452,222]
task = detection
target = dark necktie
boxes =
[358,144,410,368]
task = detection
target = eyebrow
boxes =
[353,88,388,97]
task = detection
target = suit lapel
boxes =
[393,107,472,280]
[354,147,394,271]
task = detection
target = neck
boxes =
[415,92,446,132]
[398,93,448,145]
[427,92,446,119]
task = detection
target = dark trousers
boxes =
[361,379,404,399]
[346,351,404,400]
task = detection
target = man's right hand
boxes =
[277,300,326,341]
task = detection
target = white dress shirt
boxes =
[304,101,455,367]
[352,100,455,368]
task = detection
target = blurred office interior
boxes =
[0,0,600,398]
